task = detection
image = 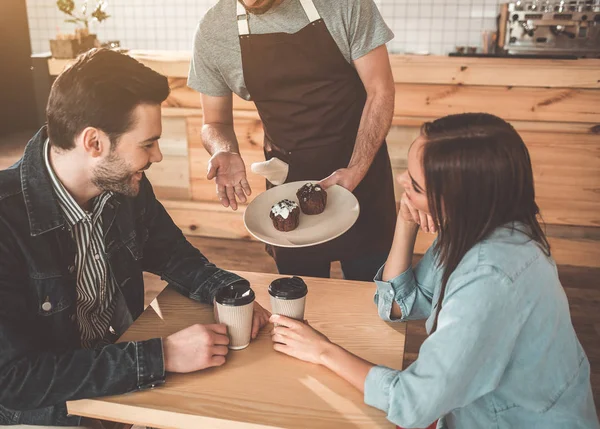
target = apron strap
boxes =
[299,0,321,22]
[236,0,322,37]
[237,1,250,36]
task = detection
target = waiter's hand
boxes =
[319,167,362,192]
[207,151,252,211]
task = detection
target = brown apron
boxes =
[237,0,396,267]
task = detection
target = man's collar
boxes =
[20,127,65,236]
[43,138,88,227]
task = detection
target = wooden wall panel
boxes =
[146,157,190,200]
[165,78,255,111]
[181,115,600,228]
[169,108,599,135]
[394,84,600,124]
[526,131,600,227]
[161,200,600,268]
[389,56,600,89]
[147,116,190,200]
[165,78,600,125]
[536,199,600,228]
[50,55,600,89]
[163,200,254,240]
[160,117,189,156]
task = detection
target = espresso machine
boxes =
[500,1,600,57]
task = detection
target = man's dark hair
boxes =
[46,48,170,150]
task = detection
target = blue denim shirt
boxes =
[365,224,599,429]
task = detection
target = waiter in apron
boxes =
[188,0,397,280]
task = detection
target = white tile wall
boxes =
[26,0,217,53]
[380,0,503,55]
[26,0,505,56]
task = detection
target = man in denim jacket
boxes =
[0,49,271,426]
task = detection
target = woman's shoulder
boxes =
[453,224,553,286]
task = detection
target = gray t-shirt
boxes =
[188,0,394,100]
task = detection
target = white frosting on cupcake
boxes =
[271,199,298,220]
[298,183,324,202]
[303,183,322,192]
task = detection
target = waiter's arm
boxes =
[320,45,395,192]
[200,93,251,210]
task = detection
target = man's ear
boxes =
[80,127,111,158]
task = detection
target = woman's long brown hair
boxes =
[422,113,551,332]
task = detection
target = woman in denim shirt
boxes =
[269,113,599,429]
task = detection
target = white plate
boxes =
[243,180,360,248]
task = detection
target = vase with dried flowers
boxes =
[50,0,110,59]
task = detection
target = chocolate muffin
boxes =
[296,183,327,215]
[270,199,300,232]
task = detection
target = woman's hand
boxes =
[270,315,333,365]
[400,193,436,234]
[270,315,375,393]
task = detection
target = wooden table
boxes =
[67,271,406,428]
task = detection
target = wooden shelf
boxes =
[48,52,600,89]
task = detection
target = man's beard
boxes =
[92,152,149,197]
[239,0,278,15]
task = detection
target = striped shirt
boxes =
[44,139,117,349]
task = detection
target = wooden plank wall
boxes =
[145,116,191,201]
[135,57,600,267]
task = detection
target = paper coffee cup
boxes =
[215,282,255,350]
[269,277,308,323]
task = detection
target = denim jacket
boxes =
[0,127,246,425]
[365,224,599,429]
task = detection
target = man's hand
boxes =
[207,151,252,211]
[252,301,271,339]
[163,324,230,373]
[319,167,363,192]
